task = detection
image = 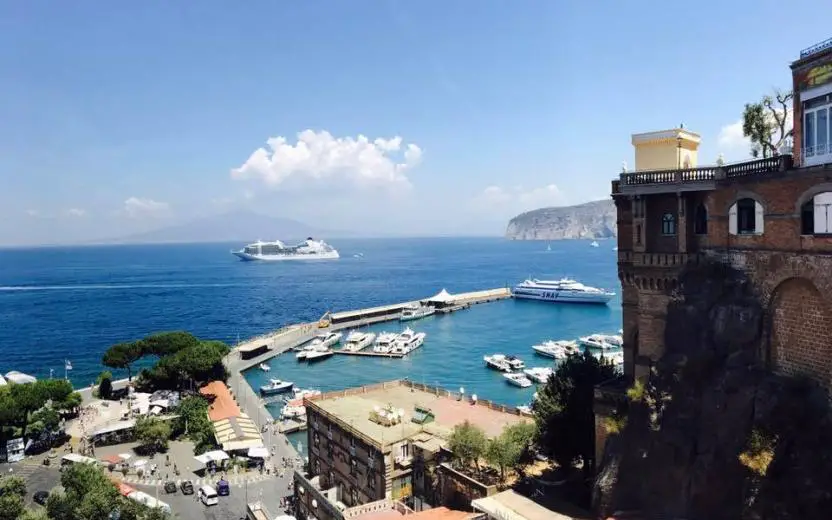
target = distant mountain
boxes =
[110,210,345,244]
[505,199,616,240]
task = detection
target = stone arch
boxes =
[768,277,832,391]
[724,189,767,214]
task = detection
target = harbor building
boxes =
[596,35,832,461]
[293,379,529,520]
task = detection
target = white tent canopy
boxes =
[247,446,269,458]
[194,450,230,467]
[0,375,6,386]
[4,371,36,384]
[426,288,454,303]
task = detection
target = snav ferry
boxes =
[512,278,614,305]
[232,237,339,262]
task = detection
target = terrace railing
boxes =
[801,37,832,59]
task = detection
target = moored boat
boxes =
[400,304,436,322]
[305,347,334,362]
[391,327,426,354]
[580,333,622,350]
[259,363,270,372]
[260,378,294,396]
[532,340,579,359]
[484,354,512,372]
[342,331,376,352]
[372,333,399,354]
[512,278,614,305]
[503,372,533,388]
[523,367,553,384]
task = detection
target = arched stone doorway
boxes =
[768,277,832,391]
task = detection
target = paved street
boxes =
[0,459,62,509]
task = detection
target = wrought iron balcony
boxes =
[613,155,792,196]
[800,37,832,59]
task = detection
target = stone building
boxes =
[292,379,529,520]
[594,36,832,460]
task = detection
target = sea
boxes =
[0,238,621,418]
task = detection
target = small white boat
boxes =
[391,327,426,354]
[260,378,294,396]
[590,240,599,248]
[506,355,525,371]
[400,304,435,322]
[311,332,342,349]
[342,331,376,352]
[523,367,553,384]
[532,340,579,360]
[281,402,306,419]
[579,333,622,350]
[305,347,334,362]
[373,332,399,354]
[484,354,524,372]
[503,372,533,388]
[259,363,270,372]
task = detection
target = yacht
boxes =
[342,331,376,352]
[532,340,580,360]
[512,278,614,304]
[580,333,623,350]
[259,378,294,396]
[485,354,524,372]
[259,363,270,372]
[372,333,399,354]
[400,304,435,322]
[590,241,600,248]
[523,367,553,384]
[290,388,322,402]
[503,372,533,388]
[231,238,339,262]
[391,328,426,354]
[305,345,335,362]
[297,332,341,357]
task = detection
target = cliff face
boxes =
[593,260,832,520]
[505,199,616,240]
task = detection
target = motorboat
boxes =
[391,328,426,354]
[590,240,600,248]
[400,304,435,322]
[372,333,399,354]
[259,363,270,372]
[580,334,623,350]
[484,354,514,372]
[503,372,533,388]
[290,388,322,402]
[342,331,376,352]
[532,340,580,360]
[305,346,335,363]
[281,401,306,420]
[523,367,553,384]
[506,355,525,371]
[311,332,343,349]
[259,379,294,396]
[512,278,614,305]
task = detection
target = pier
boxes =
[334,350,405,358]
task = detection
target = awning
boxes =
[203,450,229,462]
[247,446,269,458]
[427,288,454,303]
[223,439,264,452]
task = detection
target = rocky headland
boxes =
[505,199,616,240]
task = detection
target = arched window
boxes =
[803,192,832,234]
[693,204,708,235]
[729,198,764,235]
[661,213,676,235]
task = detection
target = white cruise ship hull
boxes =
[512,288,613,304]
[232,250,340,262]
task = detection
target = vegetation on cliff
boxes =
[505,199,616,240]
[594,260,832,520]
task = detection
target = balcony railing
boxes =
[614,155,792,195]
[801,37,832,59]
[618,251,705,268]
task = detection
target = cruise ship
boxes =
[231,237,340,262]
[512,278,614,304]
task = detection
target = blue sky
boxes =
[1,0,829,245]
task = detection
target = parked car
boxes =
[33,491,49,505]
[180,480,194,495]
[216,478,230,496]
[198,485,218,506]
[164,481,176,494]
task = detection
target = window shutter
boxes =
[728,203,737,235]
[815,193,832,234]
[755,201,764,234]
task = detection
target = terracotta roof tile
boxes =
[199,381,240,421]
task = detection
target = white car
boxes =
[199,485,219,506]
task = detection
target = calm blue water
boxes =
[0,238,621,399]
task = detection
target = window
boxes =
[368,470,377,490]
[636,224,642,245]
[803,192,832,234]
[803,94,832,164]
[729,198,764,235]
[693,204,708,235]
[313,432,320,447]
[350,457,358,476]
[661,213,676,235]
[400,443,410,459]
[351,487,359,506]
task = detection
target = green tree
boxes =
[140,331,200,356]
[533,349,618,475]
[0,476,26,520]
[448,420,487,470]
[96,371,113,400]
[174,395,216,454]
[102,342,143,381]
[135,416,171,453]
[53,391,82,414]
[20,509,50,520]
[485,432,522,483]
[742,89,793,158]
[28,406,61,439]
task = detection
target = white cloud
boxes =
[231,130,423,190]
[718,107,793,161]
[123,197,170,218]
[67,208,87,217]
[25,209,42,218]
[477,184,566,212]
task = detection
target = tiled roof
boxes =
[199,381,240,421]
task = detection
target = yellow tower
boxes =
[631,127,701,171]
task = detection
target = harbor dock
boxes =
[230,287,511,371]
[334,349,405,358]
